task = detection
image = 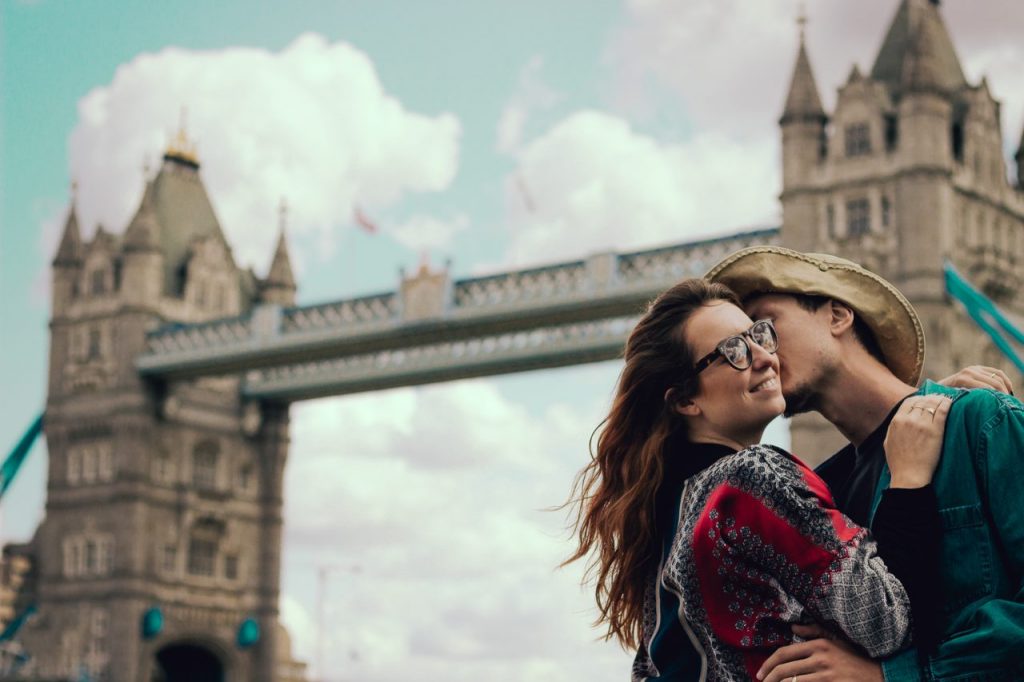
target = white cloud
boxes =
[496,56,562,155]
[501,110,778,266]
[63,33,461,272]
[607,0,1024,148]
[392,213,470,254]
[281,375,632,681]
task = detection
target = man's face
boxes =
[743,293,833,416]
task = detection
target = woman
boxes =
[564,279,947,680]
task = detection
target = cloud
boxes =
[281,373,632,680]
[496,56,562,155]
[606,0,1024,148]
[500,110,778,266]
[392,213,470,254]
[63,33,461,272]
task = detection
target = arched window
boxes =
[97,443,114,482]
[67,449,81,485]
[188,537,217,577]
[192,440,219,491]
[81,447,97,483]
[91,269,106,295]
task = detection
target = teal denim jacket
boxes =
[873,382,1024,682]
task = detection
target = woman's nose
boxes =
[750,342,776,370]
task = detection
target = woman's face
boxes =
[680,301,786,447]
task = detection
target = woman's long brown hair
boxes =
[563,278,740,649]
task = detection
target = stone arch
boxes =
[152,637,232,682]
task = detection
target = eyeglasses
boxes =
[691,319,778,375]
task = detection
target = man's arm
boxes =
[757,625,882,682]
[914,393,1024,675]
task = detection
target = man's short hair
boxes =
[789,293,887,365]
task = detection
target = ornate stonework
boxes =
[780,0,1024,463]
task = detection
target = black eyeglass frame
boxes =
[690,319,778,376]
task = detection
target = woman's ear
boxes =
[675,397,701,418]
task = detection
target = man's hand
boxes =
[938,365,1014,395]
[756,624,882,682]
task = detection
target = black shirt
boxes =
[815,401,943,650]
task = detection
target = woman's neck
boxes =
[688,430,761,452]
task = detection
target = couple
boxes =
[566,247,1022,681]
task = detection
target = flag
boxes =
[944,260,1024,373]
[1,413,43,501]
[0,604,37,642]
[353,206,379,234]
[515,173,536,213]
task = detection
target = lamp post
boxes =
[315,563,361,682]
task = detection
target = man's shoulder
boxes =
[921,380,1023,422]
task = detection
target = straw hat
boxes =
[706,246,925,385]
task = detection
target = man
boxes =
[707,246,1022,682]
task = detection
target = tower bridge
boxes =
[3,1,1024,680]
[137,228,779,400]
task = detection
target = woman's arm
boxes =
[695,447,911,658]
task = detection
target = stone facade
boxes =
[9,137,305,681]
[780,0,1024,463]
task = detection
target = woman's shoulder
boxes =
[697,444,804,494]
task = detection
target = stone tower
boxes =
[780,0,1024,461]
[21,129,301,681]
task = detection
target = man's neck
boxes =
[815,360,918,446]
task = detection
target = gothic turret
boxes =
[870,0,966,99]
[260,200,297,306]
[121,178,165,305]
[52,193,83,316]
[872,0,963,168]
[123,179,160,252]
[779,15,827,250]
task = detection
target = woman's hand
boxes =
[938,365,1013,394]
[883,396,952,489]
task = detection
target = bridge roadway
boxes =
[136,228,780,401]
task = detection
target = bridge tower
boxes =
[22,129,303,681]
[779,0,1024,461]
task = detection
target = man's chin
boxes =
[782,388,816,418]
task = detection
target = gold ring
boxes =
[990,372,998,378]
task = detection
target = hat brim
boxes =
[705,246,925,386]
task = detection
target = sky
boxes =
[1,1,1023,680]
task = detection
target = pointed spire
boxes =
[265,198,295,290]
[124,177,162,252]
[870,0,966,98]
[54,182,82,265]
[164,106,200,169]
[780,13,826,125]
[847,64,864,84]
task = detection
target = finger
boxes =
[791,623,830,640]
[929,396,953,423]
[990,369,1014,395]
[757,642,816,680]
[968,367,1005,392]
[761,655,824,682]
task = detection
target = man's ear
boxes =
[828,300,855,338]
